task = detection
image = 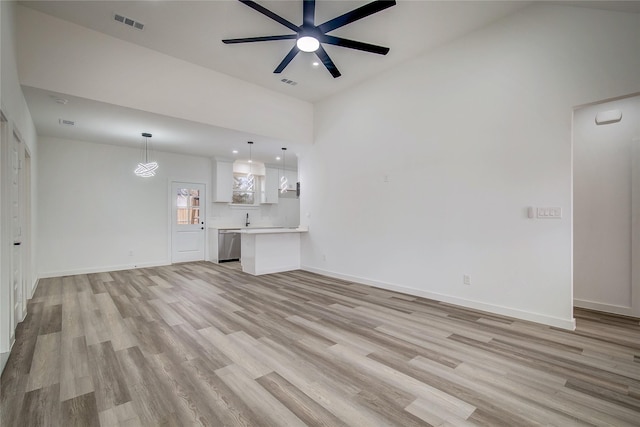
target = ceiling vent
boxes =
[59,119,75,126]
[114,13,144,30]
[280,78,298,86]
[49,95,68,105]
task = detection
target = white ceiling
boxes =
[20,0,536,103]
[18,0,640,161]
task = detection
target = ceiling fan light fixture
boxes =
[223,0,396,78]
[297,36,319,52]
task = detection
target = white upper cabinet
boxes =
[262,167,279,204]
[212,159,233,203]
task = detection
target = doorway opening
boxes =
[572,93,640,318]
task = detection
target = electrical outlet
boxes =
[129,250,134,256]
[322,254,327,262]
[463,275,471,285]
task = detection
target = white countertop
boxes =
[208,225,287,230]
[209,225,306,232]
[240,227,308,235]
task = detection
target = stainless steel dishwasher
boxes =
[218,229,241,262]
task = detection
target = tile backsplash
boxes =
[208,197,300,228]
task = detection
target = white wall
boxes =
[300,5,640,329]
[574,95,640,316]
[37,136,211,277]
[1,0,38,369]
[16,5,313,145]
[37,136,300,276]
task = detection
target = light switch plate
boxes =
[537,207,562,218]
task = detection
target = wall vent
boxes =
[114,13,144,30]
[59,119,75,126]
[280,78,298,86]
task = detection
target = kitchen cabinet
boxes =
[212,159,233,203]
[240,228,307,275]
[261,167,279,204]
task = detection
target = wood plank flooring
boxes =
[2,261,639,426]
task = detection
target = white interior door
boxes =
[0,113,10,356]
[10,130,25,334]
[171,182,206,263]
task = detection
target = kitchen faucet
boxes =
[245,212,250,227]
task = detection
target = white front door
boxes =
[171,182,206,263]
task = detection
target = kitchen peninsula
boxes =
[240,227,308,276]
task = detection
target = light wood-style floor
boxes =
[1,261,639,426]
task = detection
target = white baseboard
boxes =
[302,265,576,330]
[29,276,39,299]
[255,265,301,276]
[38,260,171,279]
[574,298,639,318]
[1,351,9,375]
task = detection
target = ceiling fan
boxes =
[222,0,396,78]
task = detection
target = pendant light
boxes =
[246,141,254,187]
[280,147,288,194]
[134,132,158,177]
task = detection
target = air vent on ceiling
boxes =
[114,13,144,30]
[49,95,68,105]
[59,119,75,126]
[280,78,298,86]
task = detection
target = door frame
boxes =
[168,180,207,263]
[632,137,640,317]
[23,146,32,306]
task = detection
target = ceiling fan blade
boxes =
[239,0,301,33]
[319,35,389,55]
[315,45,341,78]
[303,0,315,26]
[222,34,297,44]
[317,0,396,33]
[274,46,300,73]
